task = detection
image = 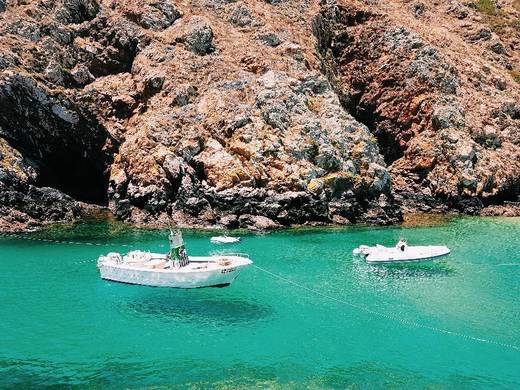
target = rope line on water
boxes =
[73,258,98,265]
[252,264,520,352]
[0,232,132,247]
[453,261,520,267]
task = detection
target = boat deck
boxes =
[101,253,251,273]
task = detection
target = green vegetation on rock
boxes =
[511,70,520,84]
[474,0,501,16]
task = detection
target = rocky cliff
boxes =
[314,0,520,215]
[0,0,518,231]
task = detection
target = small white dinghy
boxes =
[98,230,252,288]
[210,235,241,244]
[353,239,450,264]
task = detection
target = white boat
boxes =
[210,235,241,244]
[353,239,450,264]
[97,230,252,288]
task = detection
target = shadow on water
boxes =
[364,261,456,279]
[122,291,273,326]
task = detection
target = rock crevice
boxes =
[313,0,520,214]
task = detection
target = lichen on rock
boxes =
[313,0,520,215]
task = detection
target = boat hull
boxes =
[210,237,241,244]
[365,253,449,264]
[98,255,252,288]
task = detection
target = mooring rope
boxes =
[72,258,98,265]
[451,260,520,267]
[0,232,132,247]
[252,264,520,352]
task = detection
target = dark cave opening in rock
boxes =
[0,74,117,207]
[370,126,405,166]
[35,153,109,205]
[343,96,405,166]
[483,181,520,206]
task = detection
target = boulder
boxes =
[229,4,253,27]
[56,0,100,24]
[181,16,215,55]
[431,102,465,130]
[123,1,181,31]
[219,214,239,228]
[239,214,279,230]
[257,32,283,47]
[470,28,492,42]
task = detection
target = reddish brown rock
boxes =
[0,0,518,231]
[313,0,520,214]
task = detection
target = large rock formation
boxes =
[314,0,520,214]
[0,0,518,231]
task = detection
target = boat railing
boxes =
[210,252,250,259]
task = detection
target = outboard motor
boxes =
[353,245,371,257]
[169,229,189,268]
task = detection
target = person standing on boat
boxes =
[397,239,407,252]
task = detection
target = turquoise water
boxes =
[0,217,519,389]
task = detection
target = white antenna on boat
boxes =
[167,219,183,247]
[167,217,174,236]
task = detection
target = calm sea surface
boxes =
[0,217,519,388]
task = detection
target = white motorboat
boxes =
[353,239,450,264]
[210,235,241,244]
[98,230,252,288]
